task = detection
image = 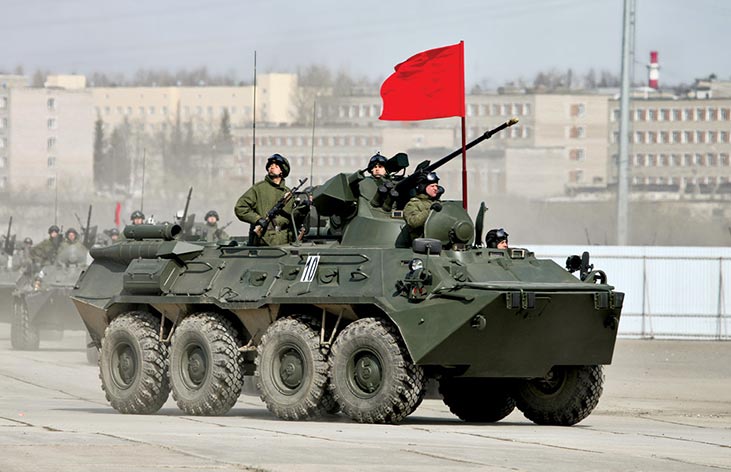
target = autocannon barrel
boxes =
[122,224,181,241]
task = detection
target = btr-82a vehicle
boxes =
[71,119,624,425]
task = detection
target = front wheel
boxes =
[169,313,243,415]
[328,318,425,424]
[99,311,170,414]
[10,296,39,350]
[513,365,604,426]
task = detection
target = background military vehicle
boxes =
[71,119,624,425]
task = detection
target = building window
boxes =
[648,109,657,121]
[0,96,7,109]
[570,103,586,117]
[684,130,693,143]
[105,106,110,115]
[696,131,705,143]
[523,103,531,115]
[568,169,583,183]
[47,118,57,129]
[634,154,645,166]
[648,131,657,144]
[0,118,6,129]
[660,131,669,144]
[0,138,5,149]
[648,154,657,167]
[671,154,681,166]
[611,108,619,122]
[149,106,155,115]
[683,108,693,121]
[47,176,56,188]
[47,137,56,150]
[635,109,646,121]
[569,126,585,138]
[721,108,731,121]
[47,156,56,168]
[696,108,706,121]
[47,98,56,111]
[660,109,670,121]
[721,131,730,143]
[721,154,730,166]
[683,154,693,166]
[708,153,718,166]
[569,148,585,161]
[708,131,718,144]
[671,131,681,143]
[0,156,6,168]
[138,106,145,115]
[672,109,681,121]
[634,131,644,144]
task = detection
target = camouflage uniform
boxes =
[403,194,436,240]
[30,236,62,266]
[201,223,229,242]
[234,175,294,246]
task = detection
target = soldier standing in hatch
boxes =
[119,211,145,240]
[485,228,509,249]
[403,172,444,240]
[234,153,294,246]
[202,210,229,242]
[31,225,63,266]
[358,153,399,211]
[60,228,80,249]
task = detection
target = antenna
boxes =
[252,50,257,186]
[140,148,146,212]
[309,95,317,185]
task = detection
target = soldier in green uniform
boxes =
[61,228,80,248]
[119,211,145,241]
[403,172,444,241]
[201,210,229,242]
[30,225,63,266]
[234,154,294,246]
[350,153,399,211]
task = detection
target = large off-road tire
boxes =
[256,316,329,420]
[99,311,170,414]
[328,318,425,424]
[86,332,99,365]
[169,312,243,416]
[513,365,604,426]
[439,378,516,423]
[10,296,39,350]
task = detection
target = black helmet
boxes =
[266,153,290,178]
[23,237,33,245]
[205,210,219,220]
[48,225,60,234]
[65,227,78,238]
[130,210,145,221]
[367,153,388,172]
[108,228,119,236]
[417,171,440,193]
[485,228,509,248]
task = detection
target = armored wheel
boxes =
[256,316,329,420]
[99,311,170,414]
[328,318,425,424]
[169,312,243,416]
[10,296,39,350]
[513,365,604,426]
[439,378,515,423]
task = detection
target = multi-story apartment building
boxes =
[608,89,731,198]
[0,75,94,195]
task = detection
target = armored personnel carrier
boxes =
[71,120,623,425]
[12,241,89,351]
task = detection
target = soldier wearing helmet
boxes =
[30,225,63,265]
[202,210,229,242]
[403,172,444,240]
[130,210,145,225]
[485,228,509,249]
[234,153,294,246]
[106,227,120,244]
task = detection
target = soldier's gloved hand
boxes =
[256,218,268,229]
[430,202,443,212]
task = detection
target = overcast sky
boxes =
[2,0,730,87]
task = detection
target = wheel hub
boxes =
[113,343,137,388]
[279,349,304,390]
[184,346,208,386]
[352,352,382,395]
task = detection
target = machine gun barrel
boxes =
[84,204,93,248]
[3,216,12,255]
[394,118,519,199]
[123,223,181,241]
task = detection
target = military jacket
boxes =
[201,223,230,242]
[234,175,294,246]
[403,193,437,240]
[30,236,61,265]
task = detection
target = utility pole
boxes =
[616,0,634,245]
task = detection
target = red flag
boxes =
[379,42,465,121]
[114,202,121,227]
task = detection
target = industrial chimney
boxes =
[648,51,659,89]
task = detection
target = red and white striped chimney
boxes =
[648,51,659,89]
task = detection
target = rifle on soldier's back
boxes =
[248,178,308,245]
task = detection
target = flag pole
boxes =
[461,116,467,210]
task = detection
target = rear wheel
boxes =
[10,296,39,350]
[256,316,329,420]
[439,378,515,423]
[513,365,604,426]
[99,311,170,414]
[329,318,425,424]
[169,313,243,415]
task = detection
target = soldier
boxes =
[351,153,399,211]
[235,153,294,246]
[201,210,229,242]
[64,228,80,245]
[30,225,63,266]
[485,228,509,249]
[403,172,444,241]
[108,228,120,243]
[130,211,145,226]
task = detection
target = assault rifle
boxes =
[393,118,519,208]
[75,205,97,249]
[2,216,15,256]
[248,178,308,245]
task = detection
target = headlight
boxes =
[408,258,424,271]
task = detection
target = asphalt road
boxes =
[0,325,729,472]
